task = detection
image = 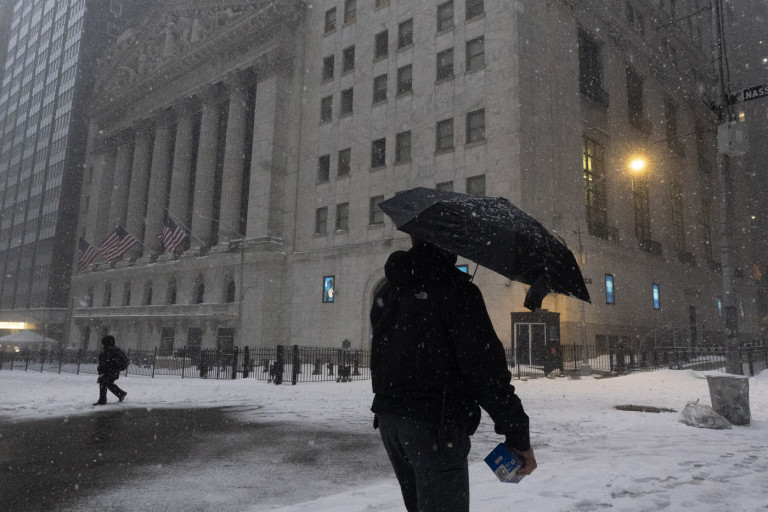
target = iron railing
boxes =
[1,343,765,382]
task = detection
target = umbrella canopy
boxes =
[0,330,59,344]
[379,187,590,311]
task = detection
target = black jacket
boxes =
[98,344,124,377]
[370,243,530,451]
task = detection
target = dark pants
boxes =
[377,414,471,512]
[97,374,125,402]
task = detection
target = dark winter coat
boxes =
[370,242,530,451]
[97,341,125,378]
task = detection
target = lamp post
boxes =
[576,156,648,376]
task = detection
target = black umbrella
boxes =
[379,187,591,311]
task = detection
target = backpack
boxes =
[116,349,129,371]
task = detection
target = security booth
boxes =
[510,310,561,376]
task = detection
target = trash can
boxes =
[706,374,750,426]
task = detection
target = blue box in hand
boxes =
[484,443,526,483]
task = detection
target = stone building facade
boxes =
[70,0,758,355]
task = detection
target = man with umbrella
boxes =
[370,236,537,511]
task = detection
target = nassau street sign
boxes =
[728,83,768,105]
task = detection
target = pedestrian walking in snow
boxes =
[93,335,128,405]
[370,238,537,511]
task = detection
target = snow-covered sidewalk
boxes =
[1,369,766,511]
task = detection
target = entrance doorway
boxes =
[513,322,546,367]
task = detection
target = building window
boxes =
[437,48,454,81]
[436,118,454,151]
[193,278,205,304]
[160,327,174,356]
[436,180,453,192]
[323,276,335,303]
[375,30,389,59]
[320,95,333,123]
[338,148,351,177]
[395,131,411,163]
[466,175,486,196]
[664,99,683,155]
[144,281,153,306]
[103,283,111,307]
[370,195,385,225]
[122,282,131,306]
[626,66,646,129]
[373,74,388,103]
[583,137,607,237]
[716,296,723,317]
[578,29,608,106]
[342,45,355,73]
[340,87,354,115]
[217,328,235,353]
[398,19,413,49]
[344,0,356,24]
[322,55,335,81]
[336,203,349,231]
[671,179,685,252]
[397,65,413,95]
[633,174,651,242]
[325,8,337,33]
[605,274,615,304]
[225,279,236,303]
[315,207,328,234]
[318,154,331,182]
[466,109,485,144]
[466,37,485,72]
[371,138,386,168]
[652,284,661,310]
[437,1,454,32]
[166,278,177,305]
[466,0,484,19]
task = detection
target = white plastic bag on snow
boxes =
[678,401,732,430]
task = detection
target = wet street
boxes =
[0,407,391,511]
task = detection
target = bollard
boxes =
[707,375,750,426]
[243,346,250,379]
[274,345,284,385]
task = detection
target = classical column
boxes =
[109,133,134,231]
[87,138,117,243]
[218,74,249,242]
[167,98,198,238]
[190,86,222,249]
[143,110,173,254]
[247,73,289,240]
[125,121,154,258]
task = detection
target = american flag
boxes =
[162,216,187,254]
[77,237,99,271]
[98,225,138,262]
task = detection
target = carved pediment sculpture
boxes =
[93,0,303,110]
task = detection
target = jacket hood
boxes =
[384,241,459,286]
[101,335,115,347]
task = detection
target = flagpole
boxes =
[163,206,205,247]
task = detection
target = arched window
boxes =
[225,279,236,303]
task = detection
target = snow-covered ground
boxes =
[1,368,766,511]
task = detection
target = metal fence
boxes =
[0,344,372,384]
[1,342,766,382]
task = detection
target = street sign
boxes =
[727,83,768,105]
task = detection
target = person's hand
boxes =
[516,447,537,476]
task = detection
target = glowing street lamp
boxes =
[628,157,646,172]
